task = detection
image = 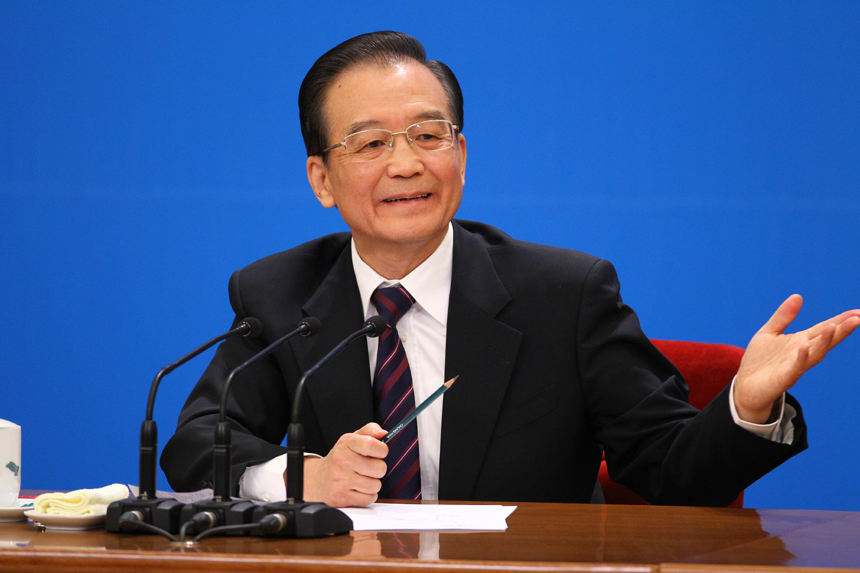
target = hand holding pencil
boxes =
[301,376,458,508]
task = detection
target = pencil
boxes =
[381,376,458,444]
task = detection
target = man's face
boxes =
[306,61,467,261]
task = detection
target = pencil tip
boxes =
[445,375,459,388]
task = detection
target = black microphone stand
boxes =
[106,317,262,535]
[178,318,321,539]
[247,316,387,538]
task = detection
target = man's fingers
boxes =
[793,340,810,374]
[807,316,860,366]
[330,491,378,508]
[817,322,836,354]
[803,310,860,343]
[349,473,384,495]
[824,313,860,346]
[760,294,803,335]
[348,455,387,480]
[355,422,389,440]
[344,432,388,460]
[841,315,860,340]
[348,423,389,460]
[324,459,382,492]
[800,313,860,365]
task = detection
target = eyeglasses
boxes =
[323,119,459,163]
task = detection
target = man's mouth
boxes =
[383,194,430,203]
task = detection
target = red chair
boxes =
[598,339,746,508]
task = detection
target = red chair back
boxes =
[598,339,745,507]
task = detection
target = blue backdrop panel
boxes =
[1,1,857,510]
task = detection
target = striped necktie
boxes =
[371,285,421,500]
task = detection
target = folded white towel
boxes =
[33,484,129,515]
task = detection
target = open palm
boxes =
[734,294,860,424]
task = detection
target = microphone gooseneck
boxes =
[106,317,263,536]
[139,317,263,501]
[237,316,381,539]
[177,317,321,540]
[212,317,321,501]
[145,317,262,421]
[185,316,374,539]
[289,315,385,423]
[286,316,386,504]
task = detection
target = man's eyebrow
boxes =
[345,120,383,135]
[344,111,450,136]
[413,110,448,122]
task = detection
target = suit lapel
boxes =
[439,223,522,500]
[284,225,524,496]
[290,243,375,451]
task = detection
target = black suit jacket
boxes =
[162,220,807,505]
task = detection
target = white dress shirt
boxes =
[351,222,453,501]
[238,222,792,501]
[239,224,453,501]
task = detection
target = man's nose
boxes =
[385,132,424,177]
[386,130,412,152]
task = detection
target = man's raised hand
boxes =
[734,294,860,424]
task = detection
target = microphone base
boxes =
[179,499,258,534]
[250,501,353,538]
[106,498,186,534]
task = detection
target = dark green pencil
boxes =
[381,376,459,444]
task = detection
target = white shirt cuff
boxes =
[237,452,322,502]
[728,377,796,445]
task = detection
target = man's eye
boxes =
[354,138,386,152]
[415,133,438,141]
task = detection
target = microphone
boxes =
[106,317,263,535]
[178,317,321,538]
[246,315,386,538]
[287,315,386,503]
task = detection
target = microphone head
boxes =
[299,316,321,337]
[365,315,388,338]
[240,317,264,338]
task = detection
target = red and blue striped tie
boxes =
[371,285,421,500]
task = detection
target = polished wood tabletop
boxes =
[3,501,860,573]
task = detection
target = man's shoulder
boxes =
[454,219,601,271]
[239,231,352,277]
[228,231,352,306]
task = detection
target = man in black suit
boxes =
[161,31,860,507]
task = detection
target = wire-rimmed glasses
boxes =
[323,119,459,163]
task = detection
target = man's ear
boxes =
[457,133,467,186]
[307,155,336,208]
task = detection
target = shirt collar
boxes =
[351,222,453,327]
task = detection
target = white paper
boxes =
[340,503,516,531]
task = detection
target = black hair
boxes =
[298,31,464,159]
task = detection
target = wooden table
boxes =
[3,501,860,573]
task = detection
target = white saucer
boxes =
[24,510,106,531]
[0,499,34,523]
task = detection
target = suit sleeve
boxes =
[579,259,808,506]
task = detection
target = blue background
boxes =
[1,1,857,510]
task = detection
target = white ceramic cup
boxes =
[0,420,21,507]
